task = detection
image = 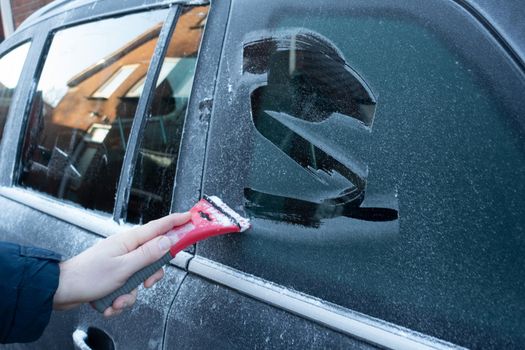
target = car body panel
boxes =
[165,274,378,350]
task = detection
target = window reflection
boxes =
[0,42,31,143]
[127,6,209,224]
[19,10,168,213]
[92,64,139,99]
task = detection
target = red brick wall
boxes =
[11,0,55,28]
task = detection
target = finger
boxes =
[111,288,138,310]
[114,212,191,252]
[120,235,171,276]
[103,306,123,318]
[144,268,165,288]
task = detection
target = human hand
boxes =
[52,212,191,316]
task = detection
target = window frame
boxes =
[112,6,181,222]
[0,40,32,149]
[0,2,211,237]
[0,26,36,184]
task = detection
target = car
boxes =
[0,0,524,349]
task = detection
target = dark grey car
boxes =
[0,0,524,349]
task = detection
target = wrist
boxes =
[53,259,80,310]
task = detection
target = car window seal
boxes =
[112,6,181,223]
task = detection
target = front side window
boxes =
[127,5,209,223]
[19,10,168,213]
[0,42,31,143]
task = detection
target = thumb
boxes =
[120,235,172,276]
[112,212,191,253]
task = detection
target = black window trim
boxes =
[113,5,181,222]
[170,0,230,214]
[0,24,41,187]
[0,39,33,152]
[17,0,209,34]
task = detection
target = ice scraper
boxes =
[92,195,250,312]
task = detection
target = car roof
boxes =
[14,0,525,69]
[464,0,525,70]
[17,0,203,30]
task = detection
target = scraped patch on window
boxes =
[243,30,376,125]
[244,30,397,225]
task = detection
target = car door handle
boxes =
[73,328,115,350]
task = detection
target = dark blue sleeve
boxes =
[0,242,61,344]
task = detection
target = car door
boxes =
[0,1,208,348]
[168,0,525,349]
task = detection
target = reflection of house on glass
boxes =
[54,17,201,147]
[21,8,206,213]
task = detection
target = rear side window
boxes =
[0,42,31,144]
[127,6,209,223]
[19,10,168,213]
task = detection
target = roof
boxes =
[12,0,525,70]
[17,0,206,30]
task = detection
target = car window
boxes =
[200,1,525,348]
[0,42,31,144]
[126,5,209,224]
[18,10,169,213]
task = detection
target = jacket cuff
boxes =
[0,243,61,344]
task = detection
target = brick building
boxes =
[1,0,54,41]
